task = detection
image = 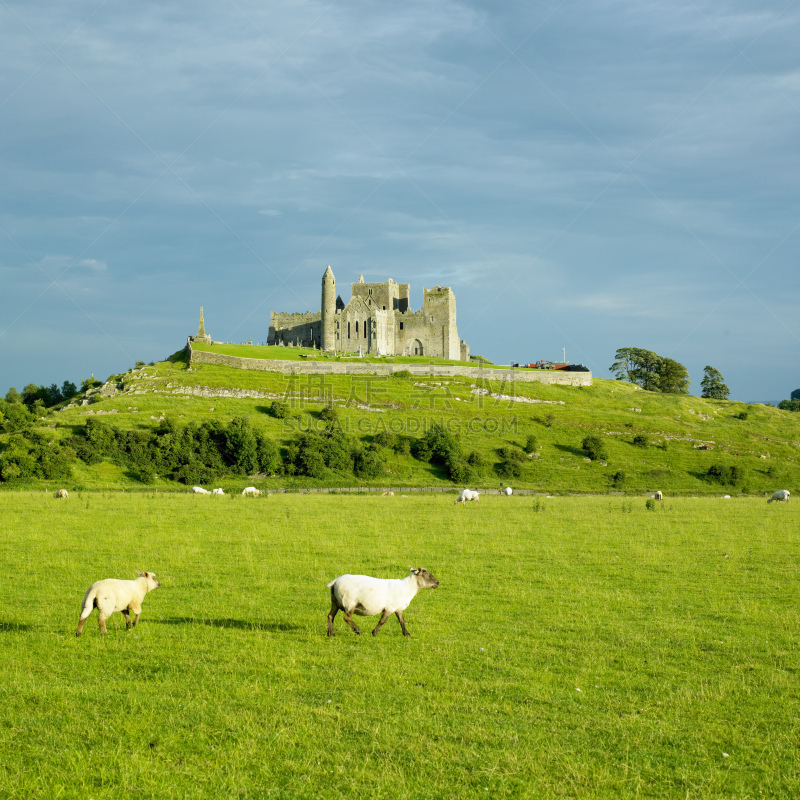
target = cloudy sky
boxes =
[1,0,798,402]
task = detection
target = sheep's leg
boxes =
[372,609,394,636]
[121,610,133,630]
[327,602,339,636]
[343,611,362,635]
[75,616,87,637]
[395,610,411,636]
[131,612,141,628]
[98,615,108,635]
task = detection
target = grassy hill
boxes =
[2,345,799,494]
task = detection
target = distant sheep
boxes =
[382,491,395,496]
[212,488,225,495]
[504,486,513,496]
[76,571,161,636]
[326,568,439,637]
[242,487,262,496]
[192,486,211,495]
[455,489,480,505]
[654,491,663,501]
[768,490,790,504]
[54,489,68,499]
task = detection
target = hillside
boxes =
[1,345,799,494]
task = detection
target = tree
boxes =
[581,435,608,461]
[658,358,691,395]
[610,347,690,394]
[791,388,800,401]
[5,387,22,404]
[700,366,730,400]
[609,347,662,391]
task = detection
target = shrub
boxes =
[496,446,525,463]
[495,459,522,479]
[318,404,339,423]
[645,498,656,511]
[371,431,398,450]
[610,470,626,487]
[354,449,384,480]
[581,435,608,461]
[256,434,281,474]
[632,434,649,448]
[524,435,538,453]
[733,410,749,420]
[268,400,290,419]
[391,370,412,379]
[1,463,21,482]
[446,453,472,484]
[466,450,485,467]
[413,424,460,465]
[706,464,748,486]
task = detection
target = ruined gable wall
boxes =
[268,311,322,347]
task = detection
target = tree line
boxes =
[610,348,732,400]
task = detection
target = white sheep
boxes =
[76,571,161,636]
[654,491,663,501]
[54,489,69,499]
[504,486,513,496]
[241,486,262,496]
[455,489,480,505]
[767,490,790,504]
[192,486,211,495]
[212,488,225,495]
[327,567,439,637]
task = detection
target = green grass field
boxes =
[1,492,798,798]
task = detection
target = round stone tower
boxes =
[321,265,336,351]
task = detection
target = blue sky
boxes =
[1,0,798,402]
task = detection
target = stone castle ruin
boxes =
[268,266,470,360]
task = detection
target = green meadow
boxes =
[1,492,798,798]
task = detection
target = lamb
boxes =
[54,489,68,499]
[192,486,211,495]
[212,488,225,495]
[504,486,513,496]
[767,490,790,504]
[241,486,262,496]
[327,568,439,637]
[455,489,480,504]
[75,571,161,636]
[654,491,663,501]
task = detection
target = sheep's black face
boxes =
[415,568,440,589]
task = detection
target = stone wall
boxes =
[188,346,593,386]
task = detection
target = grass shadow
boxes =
[553,443,584,458]
[152,617,302,632]
[0,622,33,632]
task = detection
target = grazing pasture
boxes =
[0,492,798,798]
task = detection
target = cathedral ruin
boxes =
[268,266,470,360]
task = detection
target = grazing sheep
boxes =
[54,489,68,499]
[382,491,395,496]
[192,486,211,495]
[654,491,663,501]
[455,489,480,505]
[241,486,262,496]
[76,571,161,636]
[327,568,439,637]
[504,486,513,496]
[767,489,790,504]
[212,488,225,495]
